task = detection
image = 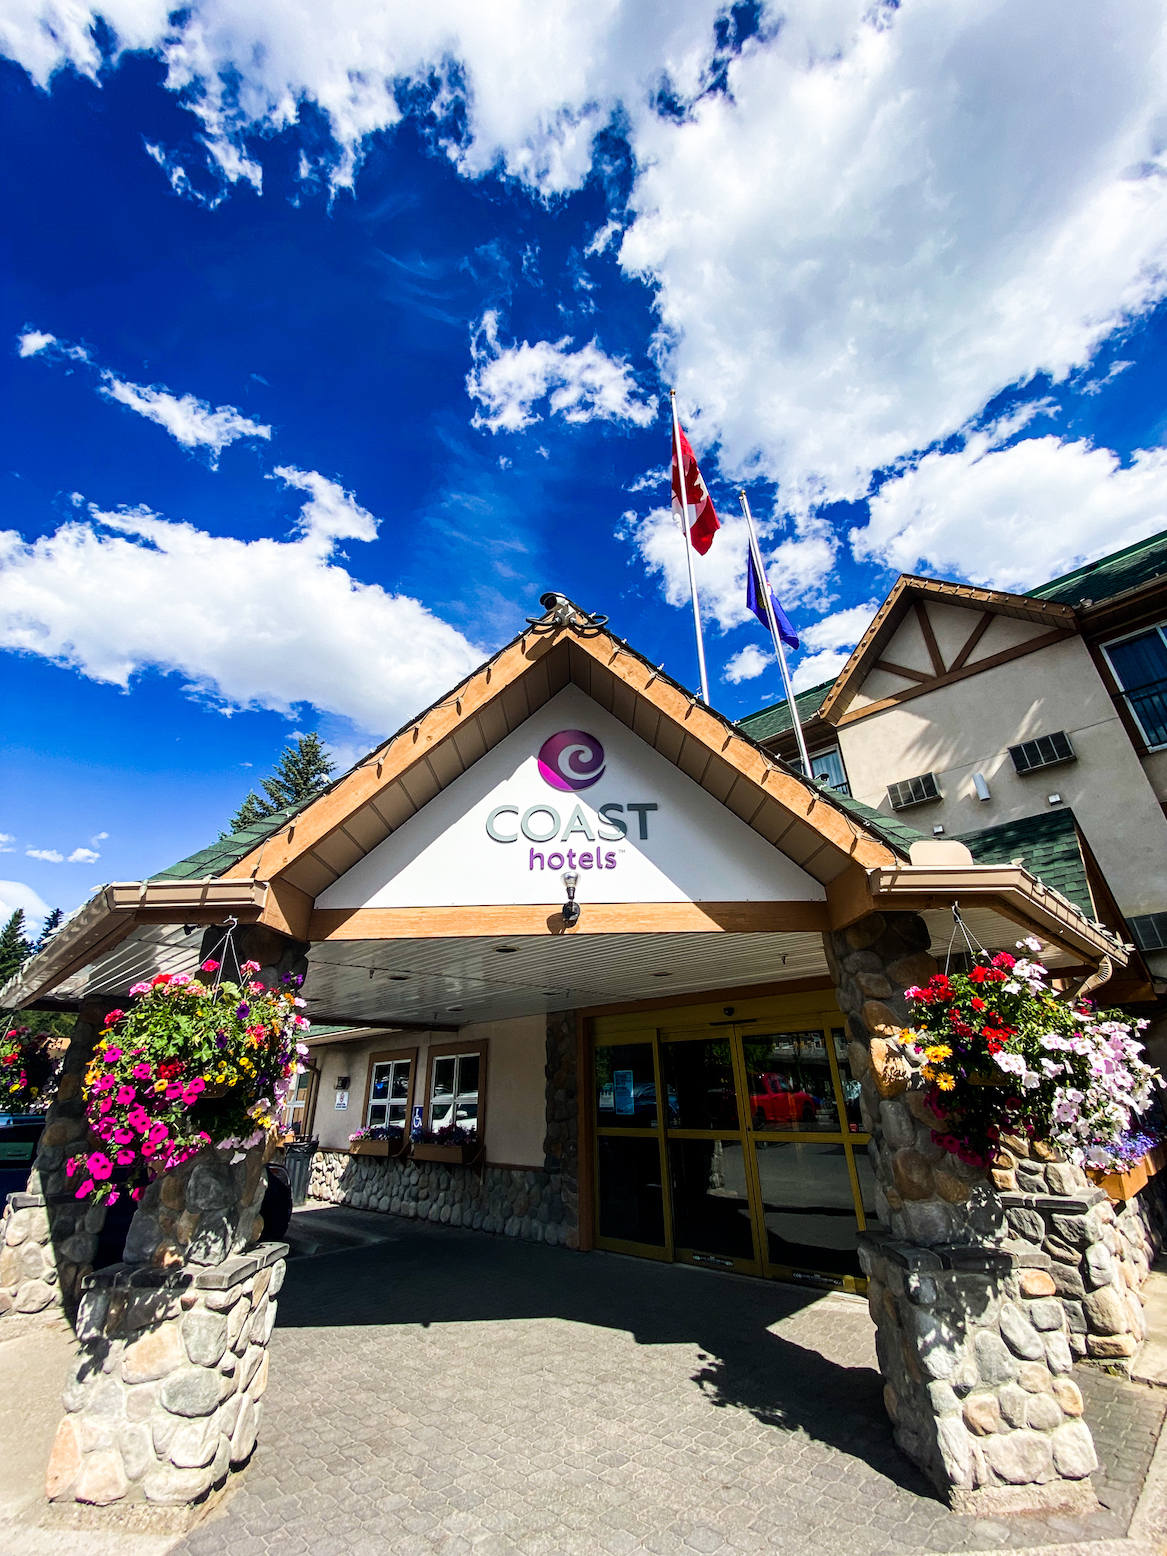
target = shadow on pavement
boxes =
[277,1208,933,1499]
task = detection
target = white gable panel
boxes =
[316,685,824,908]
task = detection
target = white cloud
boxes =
[0,480,483,737]
[0,0,724,194]
[101,375,270,459]
[855,436,1167,593]
[0,834,14,852]
[790,648,853,693]
[18,325,269,461]
[621,2,1167,508]
[585,220,622,257]
[620,501,836,639]
[67,848,100,864]
[467,311,655,433]
[26,848,63,863]
[5,3,1167,516]
[17,329,56,357]
[799,602,880,655]
[723,643,772,684]
[0,880,53,929]
[90,831,109,843]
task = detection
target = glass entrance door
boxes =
[592,1007,875,1291]
[659,1032,760,1275]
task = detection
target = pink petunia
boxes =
[131,1063,152,1080]
[116,1086,136,1106]
[186,1076,206,1095]
[112,1128,133,1145]
[147,1122,169,1142]
[115,1149,135,1166]
[86,1151,113,1180]
[65,1158,77,1177]
[103,1047,122,1062]
[97,1099,112,1115]
[107,1191,119,1205]
[141,1141,155,1157]
[75,1180,94,1198]
[164,1084,184,1100]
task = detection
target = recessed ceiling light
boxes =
[445,1004,462,1012]
[389,974,410,981]
[495,946,518,954]
[652,972,673,978]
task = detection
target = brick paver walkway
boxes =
[175,1210,1165,1556]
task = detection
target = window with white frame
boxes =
[1103,624,1167,750]
[429,1051,481,1136]
[366,1056,412,1129]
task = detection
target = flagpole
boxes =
[739,488,813,778]
[670,389,710,704]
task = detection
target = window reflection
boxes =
[742,1031,839,1131]
[668,1139,754,1261]
[660,1038,739,1131]
[755,1140,863,1275]
[595,1043,662,1128]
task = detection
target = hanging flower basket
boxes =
[1086,1138,1167,1201]
[904,939,1160,1171]
[0,1025,59,1113]
[65,959,311,1206]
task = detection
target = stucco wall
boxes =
[838,631,1167,918]
[306,1015,548,1166]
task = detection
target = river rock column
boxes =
[43,1136,283,1505]
[0,997,117,1320]
[826,911,1100,1515]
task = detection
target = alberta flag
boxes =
[671,423,720,555]
[747,548,799,649]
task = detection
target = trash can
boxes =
[284,1138,318,1205]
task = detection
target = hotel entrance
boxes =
[591,991,877,1291]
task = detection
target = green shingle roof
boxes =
[820,789,927,855]
[955,809,1092,919]
[737,680,834,742]
[151,799,316,881]
[1029,528,1167,609]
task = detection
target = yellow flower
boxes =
[154,1079,168,1093]
[924,1045,952,1063]
[936,1074,956,1091]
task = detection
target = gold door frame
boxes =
[591,993,871,1293]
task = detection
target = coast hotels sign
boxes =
[314,685,822,909]
[484,728,659,874]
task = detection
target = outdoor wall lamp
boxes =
[562,870,581,928]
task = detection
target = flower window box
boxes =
[1087,1146,1165,1202]
[411,1138,481,1166]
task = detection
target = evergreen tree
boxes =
[0,909,32,987]
[227,733,336,835]
[32,907,63,953]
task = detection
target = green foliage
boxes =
[0,909,32,987]
[33,908,63,952]
[226,732,336,835]
[0,1026,58,1111]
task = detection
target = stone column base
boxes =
[0,1192,60,1319]
[860,1231,1100,1515]
[46,1241,287,1506]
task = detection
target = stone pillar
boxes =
[544,1010,579,1249]
[45,1242,287,1505]
[0,997,117,1320]
[827,910,1101,1515]
[44,1136,283,1505]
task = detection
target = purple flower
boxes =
[236,1002,250,1019]
[215,1032,229,1050]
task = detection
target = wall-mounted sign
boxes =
[334,1090,349,1110]
[315,684,824,909]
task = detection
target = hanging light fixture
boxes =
[561,870,581,929]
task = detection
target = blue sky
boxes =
[2,0,1167,930]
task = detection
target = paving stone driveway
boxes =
[176,1209,1165,1556]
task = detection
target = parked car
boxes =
[0,1112,45,1207]
[747,1073,817,1128]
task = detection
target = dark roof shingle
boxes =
[737,680,834,742]
[955,809,1093,920]
[1029,529,1167,609]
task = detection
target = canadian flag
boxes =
[671,423,720,556]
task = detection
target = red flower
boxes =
[151,974,172,987]
[968,966,989,984]
[970,997,986,1012]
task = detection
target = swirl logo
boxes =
[537,730,605,792]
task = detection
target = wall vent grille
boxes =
[888,773,941,810]
[1128,913,1167,953]
[1009,731,1076,775]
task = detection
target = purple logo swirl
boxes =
[537,730,605,791]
